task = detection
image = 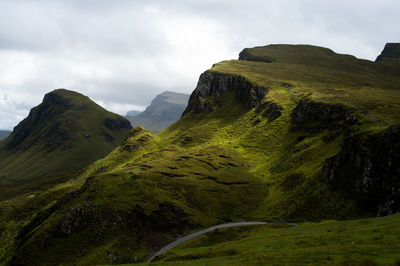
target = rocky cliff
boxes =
[183,71,267,115]
[322,125,400,216]
[375,43,400,62]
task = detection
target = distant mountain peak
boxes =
[376,43,400,62]
[126,90,190,133]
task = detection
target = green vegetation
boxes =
[147,213,400,265]
[0,89,131,200]
[0,44,399,264]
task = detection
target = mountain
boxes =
[125,110,141,117]
[0,89,131,200]
[126,91,189,133]
[1,44,400,265]
[0,130,11,140]
[375,42,400,62]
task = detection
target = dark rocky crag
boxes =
[322,125,400,216]
[183,71,268,115]
[291,98,360,126]
[375,43,400,62]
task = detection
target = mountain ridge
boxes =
[126,91,189,133]
[1,43,399,265]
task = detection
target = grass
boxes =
[0,44,399,264]
[0,89,130,200]
[145,213,400,265]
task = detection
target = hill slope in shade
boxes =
[0,89,131,200]
[1,44,400,265]
[0,130,11,140]
[126,91,189,133]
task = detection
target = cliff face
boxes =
[291,99,359,126]
[375,43,400,62]
[322,125,400,216]
[183,71,268,115]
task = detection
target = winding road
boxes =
[147,221,298,263]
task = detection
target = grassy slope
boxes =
[147,213,400,265]
[1,45,399,264]
[0,89,130,200]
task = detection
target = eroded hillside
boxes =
[1,44,400,265]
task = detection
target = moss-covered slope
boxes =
[1,44,400,265]
[0,89,131,200]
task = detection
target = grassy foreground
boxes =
[144,213,400,265]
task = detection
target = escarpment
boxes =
[322,125,400,216]
[183,71,267,115]
[291,99,360,126]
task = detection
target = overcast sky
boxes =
[0,0,399,130]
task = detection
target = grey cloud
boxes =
[0,0,399,130]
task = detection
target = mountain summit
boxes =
[126,91,189,132]
[0,89,131,199]
[375,43,400,62]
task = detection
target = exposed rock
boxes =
[60,204,97,235]
[375,43,400,62]
[183,71,268,115]
[256,101,284,121]
[238,48,274,63]
[291,99,359,125]
[321,125,400,216]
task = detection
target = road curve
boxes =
[147,221,298,263]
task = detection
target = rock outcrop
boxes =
[291,99,359,125]
[375,43,400,62]
[255,101,284,121]
[238,48,274,63]
[183,71,268,115]
[321,125,400,216]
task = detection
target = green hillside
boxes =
[1,44,399,265]
[0,89,131,200]
[146,213,400,265]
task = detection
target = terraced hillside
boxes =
[1,44,399,265]
[0,89,131,200]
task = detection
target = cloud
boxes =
[0,0,399,130]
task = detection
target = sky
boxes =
[0,0,399,130]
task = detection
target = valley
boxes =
[0,43,399,265]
